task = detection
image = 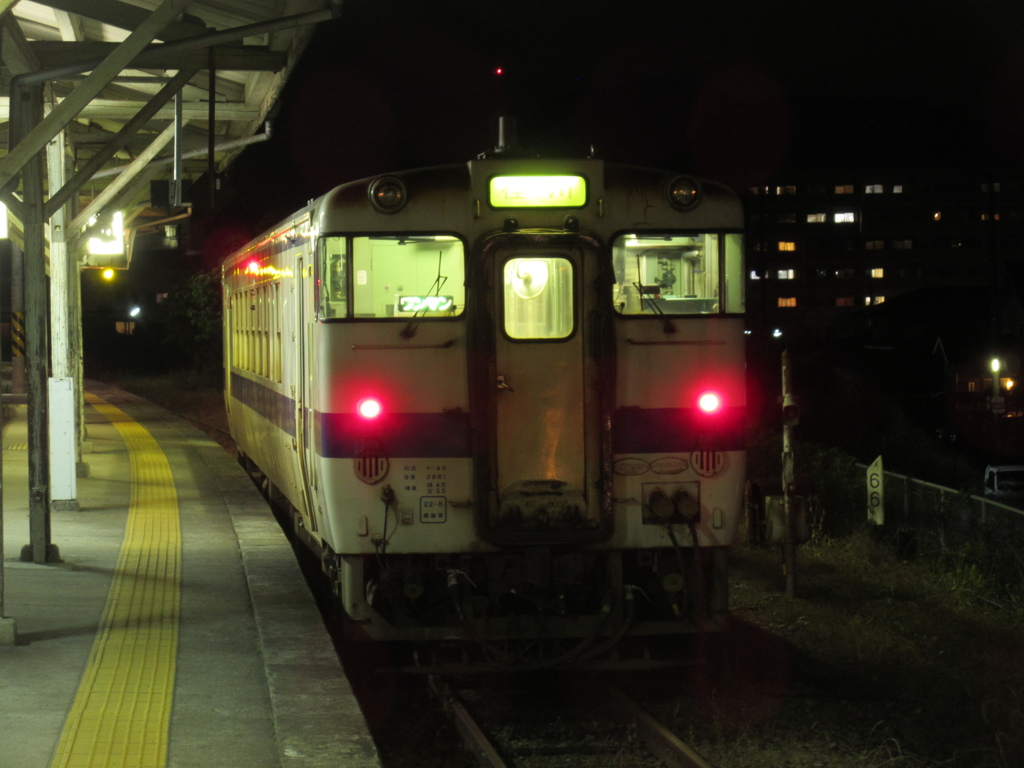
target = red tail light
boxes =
[697,391,723,414]
[356,397,383,420]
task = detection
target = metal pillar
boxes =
[46,126,78,510]
[19,82,57,564]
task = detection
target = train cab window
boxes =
[611,232,743,315]
[318,234,466,320]
[502,256,574,340]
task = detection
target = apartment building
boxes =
[744,172,1024,342]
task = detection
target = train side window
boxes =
[612,233,736,315]
[502,256,574,340]
[319,236,349,319]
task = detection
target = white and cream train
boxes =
[223,142,746,665]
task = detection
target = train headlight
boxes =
[368,176,407,213]
[666,176,701,210]
[356,397,383,420]
[697,391,723,415]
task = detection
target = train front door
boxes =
[478,240,610,542]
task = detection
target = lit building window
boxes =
[874,296,885,304]
[836,297,855,307]
[835,184,854,194]
[869,268,884,278]
[865,184,884,194]
[778,297,797,307]
[777,269,795,279]
[807,213,826,223]
[834,211,856,223]
[778,241,796,251]
[776,185,797,195]
[865,240,885,250]
[749,270,761,280]
[893,185,904,194]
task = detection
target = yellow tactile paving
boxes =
[49,394,181,768]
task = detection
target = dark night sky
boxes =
[205,0,1024,247]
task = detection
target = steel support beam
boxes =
[0,0,197,190]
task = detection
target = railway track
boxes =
[428,676,714,768]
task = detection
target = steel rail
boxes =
[428,676,508,768]
[605,687,715,768]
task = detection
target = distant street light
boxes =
[991,357,1005,415]
[129,306,141,318]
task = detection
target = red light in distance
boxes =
[697,391,723,414]
[356,397,383,420]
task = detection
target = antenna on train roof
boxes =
[496,116,518,153]
[479,116,533,158]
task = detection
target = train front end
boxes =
[304,156,746,665]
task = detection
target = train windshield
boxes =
[611,232,744,315]
[318,234,466,320]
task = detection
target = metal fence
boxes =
[853,464,1024,558]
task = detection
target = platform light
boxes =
[86,211,124,256]
[101,268,115,280]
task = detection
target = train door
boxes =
[475,238,611,543]
[294,256,319,533]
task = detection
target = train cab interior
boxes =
[319,235,467,320]
[612,233,745,316]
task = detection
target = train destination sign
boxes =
[398,295,454,313]
[489,175,586,208]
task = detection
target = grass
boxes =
[694,531,1024,767]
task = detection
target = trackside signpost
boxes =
[867,456,884,525]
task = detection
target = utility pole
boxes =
[781,349,799,598]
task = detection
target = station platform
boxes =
[0,382,380,768]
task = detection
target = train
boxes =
[223,129,746,667]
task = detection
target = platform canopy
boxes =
[0,0,340,263]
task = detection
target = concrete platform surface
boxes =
[0,382,380,768]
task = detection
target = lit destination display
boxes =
[398,295,455,313]
[489,175,587,208]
